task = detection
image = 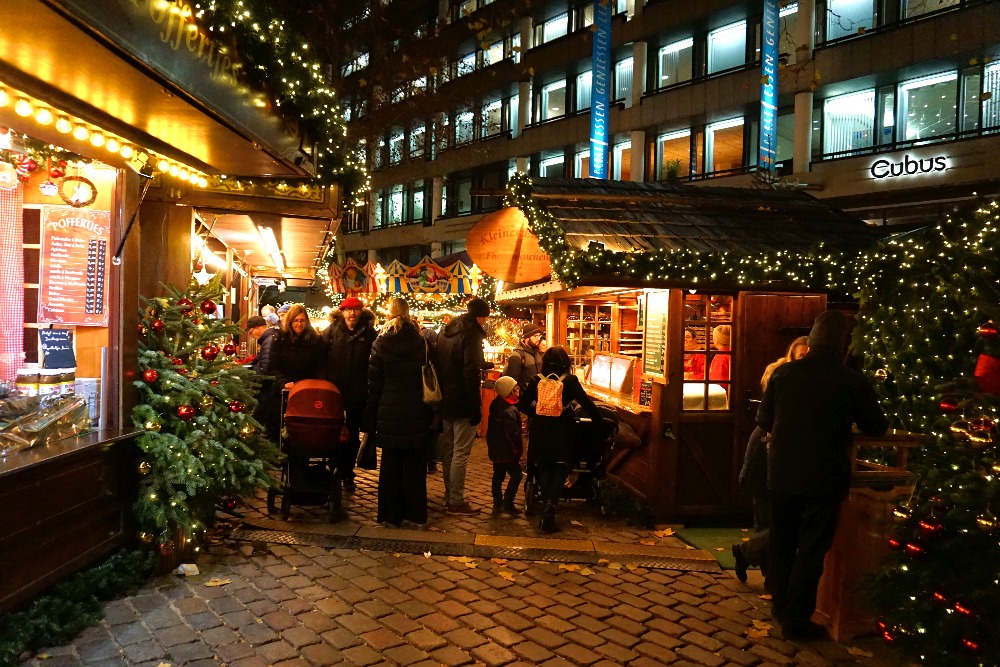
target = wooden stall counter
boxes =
[814,430,922,641]
[0,429,140,612]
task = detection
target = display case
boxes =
[617,303,642,357]
[565,302,613,368]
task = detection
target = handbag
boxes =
[422,339,443,405]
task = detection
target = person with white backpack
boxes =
[518,346,605,533]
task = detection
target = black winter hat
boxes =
[467,297,491,318]
[808,311,847,350]
[521,323,544,339]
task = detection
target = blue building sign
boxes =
[759,0,779,177]
[589,0,613,178]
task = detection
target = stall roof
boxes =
[527,178,885,256]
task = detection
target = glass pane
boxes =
[510,95,519,137]
[903,0,959,19]
[577,71,592,110]
[542,13,568,43]
[482,101,502,136]
[960,71,981,132]
[574,151,590,177]
[455,111,474,144]
[457,180,472,214]
[659,38,693,88]
[410,125,425,158]
[485,41,505,66]
[541,81,567,120]
[413,190,424,220]
[826,0,874,41]
[775,113,795,162]
[780,3,799,65]
[706,119,744,173]
[823,89,875,155]
[613,143,631,180]
[708,21,747,74]
[615,57,634,101]
[984,63,1000,130]
[877,88,895,145]
[657,130,690,180]
[540,156,564,177]
[898,71,957,142]
[457,53,476,77]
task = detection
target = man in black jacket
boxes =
[435,297,491,514]
[757,310,888,640]
[323,297,378,491]
[502,322,544,389]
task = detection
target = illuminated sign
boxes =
[758,0,779,176]
[869,154,948,179]
[588,0,613,178]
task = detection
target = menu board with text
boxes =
[642,290,669,381]
[38,206,111,326]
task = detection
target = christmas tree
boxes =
[854,202,1000,665]
[132,276,280,557]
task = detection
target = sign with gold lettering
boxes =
[466,208,551,284]
[38,206,111,326]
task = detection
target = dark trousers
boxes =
[377,448,428,525]
[339,407,363,477]
[491,462,523,506]
[737,493,771,571]
[537,461,570,506]
[769,491,842,626]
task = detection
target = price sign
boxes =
[39,328,76,369]
[642,290,670,381]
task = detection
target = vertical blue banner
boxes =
[589,0,613,178]
[759,0,779,177]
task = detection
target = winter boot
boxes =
[539,503,559,533]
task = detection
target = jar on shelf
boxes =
[38,369,61,396]
[15,370,39,396]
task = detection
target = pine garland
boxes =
[0,550,154,667]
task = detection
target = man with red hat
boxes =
[323,296,378,491]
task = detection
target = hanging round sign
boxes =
[466,207,551,284]
[59,175,98,207]
[0,162,18,190]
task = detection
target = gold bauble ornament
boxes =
[239,424,257,441]
[200,394,214,410]
[138,532,153,544]
[144,420,161,432]
[874,368,888,383]
[976,512,997,534]
[138,461,151,475]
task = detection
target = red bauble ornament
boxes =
[150,319,165,333]
[210,380,220,386]
[49,166,65,179]
[918,516,944,536]
[138,324,147,336]
[142,369,159,383]
[974,353,1000,394]
[178,368,189,376]
[223,496,239,511]
[200,345,220,361]
[177,297,195,314]
[199,299,216,315]
[171,356,184,365]
[176,405,196,420]
[939,398,960,413]
[222,342,238,356]
[978,321,999,339]
[228,400,245,413]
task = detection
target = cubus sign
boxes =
[869,154,948,179]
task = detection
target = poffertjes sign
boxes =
[466,207,551,284]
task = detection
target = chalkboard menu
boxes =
[38,206,111,326]
[638,378,653,406]
[39,328,76,369]
[642,290,669,381]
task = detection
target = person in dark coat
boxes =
[519,346,604,533]
[365,297,433,526]
[758,311,888,640]
[420,324,442,473]
[322,296,378,489]
[267,304,327,441]
[487,376,523,515]
[435,297,491,515]
[502,322,545,389]
[247,315,277,438]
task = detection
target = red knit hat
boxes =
[339,297,364,310]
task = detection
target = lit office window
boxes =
[374,137,385,170]
[540,154,564,177]
[574,150,590,178]
[389,131,404,164]
[510,95,520,137]
[455,110,475,145]
[982,63,1000,130]
[615,57,634,102]
[410,123,426,158]
[540,13,568,44]
[659,38,693,88]
[482,100,503,136]
[541,80,567,121]
[779,3,798,64]
[577,71,592,110]
[412,185,425,221]
[389,184,404,224]
[898,71,957,142]
[485,40,505,66]
[457,52,477,77]
[749,113,795,166]
[826,0,874,41]
[374,191,384,228]
[457,179,473,214]
[577,3,594,29]
[612,140,631,180]
[903,0,958,18]
[657,129,691,180]
[411,76,427,96]
[823,89,876,155]
[511,35,521,63]
[706,118,744,173]
[707,21,746,74]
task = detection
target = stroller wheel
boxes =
[266,488,277,514]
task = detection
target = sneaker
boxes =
[732,544,749,583]
[492,502,503,516]
[447,502,480,515]
[502,503,522,516]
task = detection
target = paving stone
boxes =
[482,625,523,648]
[200,625,240,648]
[674,643,727,666]
[320,626,363,650]
[564,629,603,649]
[300,641,345,665]
[158,624,199,648]
[110,621,151,646]
[595,641,640,664]
[341,643,384,666]
[142,607,183,630]
[174,596,211,615]
[396,599,436,618]
[257,639,300,663]
[166,640,215,663]
[121,639,166,663]
[383,643,431,666]
[429,644,474,666]
[442,627,488,650]
[492,610,533,633]
[315,596,352,616]
[717,645,763,666]
[221,609,258,629]
[554,643,602,665]
[681,630,726,653]
[535,615,574,634]
[361,627,405,651]
[299,610,339,634]
[187,610,223,631]
[521,627,567,650]
[419,612,462,634]
[471,642,517,667]
[262,609,299,631]
[229,657,270,667]
[215,640,257,663]
[355,599,394,619]
[281,625,322,648]
[405,628,448,652]
[240,621,279,647]
[336,612,382,635]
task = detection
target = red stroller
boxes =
[266,379,349,522]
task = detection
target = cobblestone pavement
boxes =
[19,440,898,666]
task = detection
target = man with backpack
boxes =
[503,322,545,389]
[435,297,491,514]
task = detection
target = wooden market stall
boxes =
[487,176,889,522]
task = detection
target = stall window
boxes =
[683,294,733,410]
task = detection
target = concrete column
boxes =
[367,248,378,263]
[628,0,646,20]
[517,79,531,173]
[432,176,444,220]
[519,16,534,51]
[632,41,647,108]
[794,0,816,63]
[430,242,443,258]
[793,91,814,174]
[630,130,645,181]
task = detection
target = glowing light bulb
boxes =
[55,117,72,133]
[73,124,90,141]
[90,132,105,147]
[0,89,8,106]
[120,144,134,159]
[105,138,121,153]
[14,98,32,116]
[169,164,180,176]
[34,108,54,125]
[157,159,170,172]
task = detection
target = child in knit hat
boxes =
[487,376,523,515]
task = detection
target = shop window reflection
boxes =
[683,294,731,410]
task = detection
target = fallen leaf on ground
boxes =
[640,539,656,546]
[747,626,770,638]
[423,551,432,558]
[597,558,610,565]
[570,520,584,526]
[393,553,401,557]
[625,563,637,571]
[654,528,675,537]
[741,537,750,542]
[848,647,874,658]
[740,528,750,533]
[684,544,695,549]
[758,594,772,600]
[606,562,623,570]
[448,556,474,563]
[491,558,508,565]
[559,563,581,572]
[498,570,516,581]
[426,525,442,532]
[465,561,478,568]
[203,578,231,587]
[157,663,173,667]
[715,547,725,552]
[578,567,595,575]
[36,654,49,660]
[751,619,772,629]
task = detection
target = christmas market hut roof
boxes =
[506,175,890,294]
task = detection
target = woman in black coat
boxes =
[266,304,327,440]
[366,297,433,526]
[519,346,604,533]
